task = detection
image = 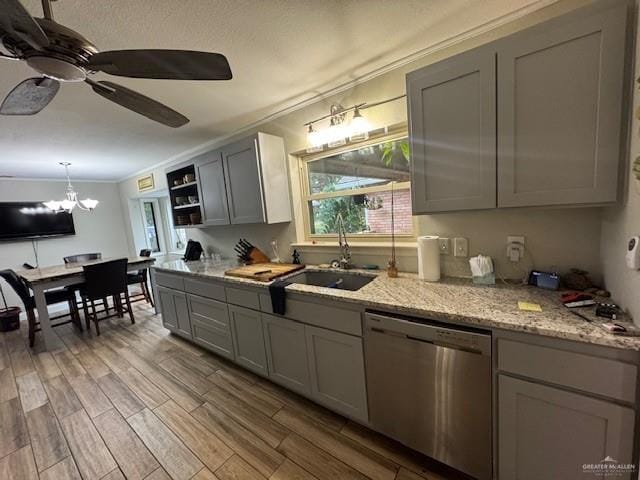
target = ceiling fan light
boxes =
[80,198,99,210]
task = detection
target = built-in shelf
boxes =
[173,203,200,210]
[170,181,198,191]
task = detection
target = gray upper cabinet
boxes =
[499,374,635,480]
[222,132,292,225]
[497,2,627,207]
[195,150,230,226]
[406,1,628,212]
[305,325,368,422]
[229,305,268,375]
[407,47,497,213]
[262,314,311,395]
[222,136,266,224]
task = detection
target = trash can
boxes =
[0,307,20,332]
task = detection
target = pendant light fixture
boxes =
[349,106,370,142]
[44,162,99,213]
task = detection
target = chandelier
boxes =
[44,162,99,213]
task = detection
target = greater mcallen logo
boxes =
[583,457,636,476]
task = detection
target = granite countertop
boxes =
[154,259,640,351]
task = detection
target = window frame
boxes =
[139,198,166,254]
[298,129,416,241]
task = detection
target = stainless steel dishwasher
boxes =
[364,312,492,480]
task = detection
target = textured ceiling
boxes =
[0,0,544,180]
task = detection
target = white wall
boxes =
[601,6,640,322]
[118,0,604,281]
[0,179,130,309]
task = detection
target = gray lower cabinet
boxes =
[305,324,368,422]
[229,305,268,375]
[407,46,497,213]
[157,286,191,339]
[195,150,230,226]
[496,1,627,207]
[187,294,234,360]
[498,374,635,480]
[262,314,311,395]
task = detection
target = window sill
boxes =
[291,241,418,256]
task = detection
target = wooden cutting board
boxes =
[224,263,305,282]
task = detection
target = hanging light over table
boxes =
[44,162,99,213]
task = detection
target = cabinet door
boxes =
[173,291,192,339]
[222,136,266,224]
[407,47,496,213]
[497,3,627,207]
[195,150,230,226]
[188,294,234,360]
[305,325,368,422]
[262,314,310,395]
[499,375,635,480]
[229,305,267,375]
[157,286,178,332]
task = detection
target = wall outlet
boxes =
[507,235,525,262]
[454,237,468,257]
[438,238,450,255]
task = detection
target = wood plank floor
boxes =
[0,302,470,480]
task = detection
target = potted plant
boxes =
[0,281,20,332]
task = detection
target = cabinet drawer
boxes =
[187,294,230,329]
[155,271,185,291]
[498,339,637,403]
[191,319,234,360]
[260,294,362,336]
[226,287,260,310]
[184,278,226,302]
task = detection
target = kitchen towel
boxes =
[269,280,291,315]
[417,235,440,282]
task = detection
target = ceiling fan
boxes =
[0,0,232,127]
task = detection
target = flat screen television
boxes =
[0,202,75,241]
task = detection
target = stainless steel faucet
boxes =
[335,213,352,269]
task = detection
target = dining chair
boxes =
[127,249,154,307]
[63,252,110,314]
[81,258,134,335]
[0,269,81,347]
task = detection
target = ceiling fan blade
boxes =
[87,79,189,128]
[0,77,59,115]
[87,49,232,80]
[0,0,49,50]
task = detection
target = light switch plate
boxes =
[454,237,468,257]
[438,238,450,255]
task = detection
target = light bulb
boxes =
[327,118,347,148]
[43,200,61,212]
[60,199,76,212]
[80,198,99,210]
[349,107,370,141]
[306,124,324,153]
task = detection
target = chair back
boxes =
[64,253,102,264]
[83,258,128,300]
[137,249,152,276]
[0,270,34,310]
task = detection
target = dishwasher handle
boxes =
[365,312,491,356]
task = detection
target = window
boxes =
[301,134,414,238]
[140,199,164,253]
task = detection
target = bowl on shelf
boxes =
[189,212,202,224]
[173,178,184,186]
[184,173,196,183]
[175,196,188,206]
[188,195,198,204]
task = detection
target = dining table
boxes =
[17,256,156,351]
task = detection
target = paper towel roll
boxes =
[417,235,440,282]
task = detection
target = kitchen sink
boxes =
[286,270,375,291]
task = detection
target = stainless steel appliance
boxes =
[364,312,492,480]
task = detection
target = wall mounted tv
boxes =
[0,202,75,241]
